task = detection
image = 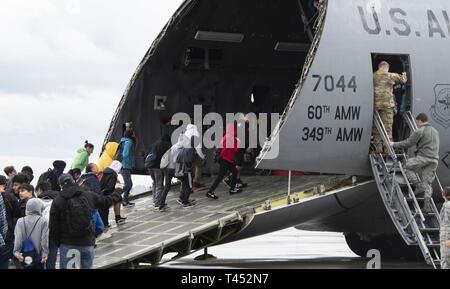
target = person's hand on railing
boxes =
[389,141,394,147]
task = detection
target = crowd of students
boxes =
[0,120,257,269]
[0,127,136,269]
[145,118,253,210]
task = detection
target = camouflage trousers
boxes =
[372,109,394,154]
[442,245,450,269]
[404,156,438,213]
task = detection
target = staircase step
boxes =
[423,213,438,218]
[420,228,440,233]
[406,197,424,202]
[423,212,436,216]
[414,212,438,218]
[427,243,440,248]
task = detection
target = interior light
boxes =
[274,42,311,52]
[195,31,244,43]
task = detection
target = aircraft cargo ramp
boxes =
[94,174,361,269]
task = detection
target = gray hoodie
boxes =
[184,124,205,159]
[13,198,49,257]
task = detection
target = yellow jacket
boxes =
[98,142,119,172]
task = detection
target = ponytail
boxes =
[84,140,94,149]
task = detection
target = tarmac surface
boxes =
[160,228,430,269]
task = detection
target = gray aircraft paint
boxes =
[258,0,450,183]
[99,1,450,257]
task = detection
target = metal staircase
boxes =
[370,111,441,268]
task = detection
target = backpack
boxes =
[113,141,124,162]
[38,169,54,186]
[65,193,95,238]
[174,147,195,177]
[176,147,195,166]
[144,146,158,169]
[159,148,171,169]
[20,217,42,269]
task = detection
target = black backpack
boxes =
[65,192,95,238]
[38,169,54,186]
[174,147,195,177]
[144,145,158,169]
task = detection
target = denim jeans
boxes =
[160,169,174,208]
[45,240,58,269]
[0,242,13,269]
[121,168,133,204]
[149,168,164,208]
[59,244,95,269]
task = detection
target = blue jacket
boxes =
[120,137,135,170]
[80,173,101,195]
[92,210,104,237]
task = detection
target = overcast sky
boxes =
[0,0,183,166]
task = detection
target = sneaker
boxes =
[237,179,248,188]
[115,216,127,225]
[158,206,170,212]
[176,199,183,206]
[181,202,195,209]
[229,188,243,195]
[96,231,112,241]
[206,191,219,200]
[235,183,244,189]
[222,178,231,189]
[122,202,135,208]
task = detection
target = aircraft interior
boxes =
[108,0,323,173]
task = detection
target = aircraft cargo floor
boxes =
[94,174,352,268]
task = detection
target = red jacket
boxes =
[220,124,240,164]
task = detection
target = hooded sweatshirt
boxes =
[13,199,49,257]
[100,168,118,196]
[184,124,205,159]
[168,134,185,170]
[38,190,59,222]
[120,137,135,170]
[98,142,119,171]
[220,124,240,164]
[71,148,90,171]
[146,134,172,169]
[80,172,101,194]
[49,183,121,247]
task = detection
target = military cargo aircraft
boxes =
[103,0,450,267]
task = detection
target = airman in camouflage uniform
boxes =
[391,113,439,213]
[373,61,407,154]
[440,188,450,269]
